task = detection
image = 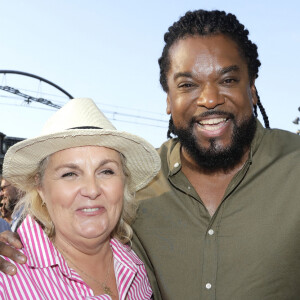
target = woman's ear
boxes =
[35,175,44,201]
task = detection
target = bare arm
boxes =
[0,231,26,275]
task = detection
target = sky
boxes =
[0,0,299,147]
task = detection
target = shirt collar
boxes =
[18,215,62,269]
[110,238,141,273]
[18,216,142,280]
[168,141,182,176]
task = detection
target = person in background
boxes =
[0,98,160,299]
[0,178,10,232]
[0,178,23,231]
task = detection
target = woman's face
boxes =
[37,146,125,249]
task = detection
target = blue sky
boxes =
[0,0,299,147]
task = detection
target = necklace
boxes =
[57,245,114,297]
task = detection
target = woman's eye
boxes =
[62,172,76,178]
[101,169,114,175]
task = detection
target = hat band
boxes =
[68,126,103,130]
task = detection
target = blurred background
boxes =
[0,0,299,150]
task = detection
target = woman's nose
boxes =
[80,177,101,200]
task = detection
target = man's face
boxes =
[0,179,18,219]
[166,34,257,170]
[0,197,10,218]
[0,198,5,218]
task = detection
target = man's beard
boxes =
[6,197,17,212]
[0,206,5,218]
[1,203,10,219]
[172,113,257,172]
[1,197,17,218]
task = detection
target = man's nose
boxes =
[196,83,225,109]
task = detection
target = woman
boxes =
[0,98,160,299]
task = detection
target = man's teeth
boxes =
[198,118,227,131]
[81,208,99,212]
[199,118,227,125]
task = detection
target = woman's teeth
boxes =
[81,208,99,212]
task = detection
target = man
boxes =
[0,178,23,231]
[0,177,11,233]
[0,9,300,300]
[131,9,300,300]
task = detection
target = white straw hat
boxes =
[3,98,161,191]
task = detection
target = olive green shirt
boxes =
[132,121,300,300]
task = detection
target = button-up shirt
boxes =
[0,218,10,233]
[0,215,152,299]
[133,120,300,300]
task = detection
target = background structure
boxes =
[0,0,299,148]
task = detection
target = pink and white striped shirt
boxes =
[0,215,153,299]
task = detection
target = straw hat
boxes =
[3,98,161,191]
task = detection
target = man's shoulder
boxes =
[156,138,179,157]
[260,127,300,153]
[136,138,179,202]
[252,127,300,176]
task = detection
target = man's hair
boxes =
[158,9,270,137]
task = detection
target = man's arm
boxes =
[0,231,26,275]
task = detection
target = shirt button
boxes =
[174,162,179,168]
[208,229,214,235]
[187,186,191,190]
[206,283,212,289]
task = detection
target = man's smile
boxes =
[197,117,229,131]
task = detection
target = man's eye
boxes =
[178,82,194,88]
[223,78,238,84]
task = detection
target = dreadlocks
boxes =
[159,9,270,138]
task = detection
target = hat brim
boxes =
[3,129,161,191]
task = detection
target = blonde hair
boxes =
[14,152,137,244]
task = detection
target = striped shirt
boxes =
[0,215,152,299]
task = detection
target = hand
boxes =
[0,231,26,275]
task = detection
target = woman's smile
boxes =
[75,206,106,216]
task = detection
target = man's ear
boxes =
[166,95,171,115]
[251,83,258,106]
